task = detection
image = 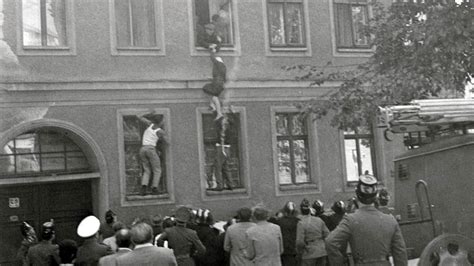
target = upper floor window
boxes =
[275,113,310,185]
[21,0,67,47]
[343,127,376,183]
[114,0,157,48]
[0,131,91,177]
[334,0,370,50]
[266,0,306,47]
[194,0,235,48]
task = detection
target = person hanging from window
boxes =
[202,48,227,121]
[137,111,167,196]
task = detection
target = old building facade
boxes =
[0,0,403,263]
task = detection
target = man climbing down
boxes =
[137,111,166,196]
[202,48,226,121]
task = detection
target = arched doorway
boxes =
[0,120,107,265]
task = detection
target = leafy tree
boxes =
[288,0,473,131]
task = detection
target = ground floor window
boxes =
[343,126,376,183]
[122,111,168,197]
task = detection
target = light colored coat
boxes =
[296,215,329,259]
[325,205,408,266]
[224,221,256,266]
[115,246,177,266]
[245,221,283,266]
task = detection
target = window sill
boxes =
[205,187,247,196]
[112,47,165,56]
[279,183,318,191]
[334,47,374,57]
[266,46,311,57]
[18,46,76,56]
[126,193,170,201]
[192,46,240,57]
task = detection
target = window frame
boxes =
[188,0,241,56]
[341,127,377,186]
[271,106,320,196]
[262,0,311,57]
[117,108,174,207]
[16,0,76,56]
[109,0,165,56]
[0,130,92,178]
[329,0,374,56]
[266,0,306,48]
[196,106,250,201]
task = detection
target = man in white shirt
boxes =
[137,112,166,195]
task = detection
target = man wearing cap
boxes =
[26,220,60,266]
[325,174,408,266]
[115,223,176,266]
[157,206,206,266]
[75,216,113,266]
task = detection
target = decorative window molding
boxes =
[329,0,375,57]
[16,0,76,56]
[109,0,165,56]
[117,108,174,207]
[188,0,241,56]
[271,106,320,196]
[340,126,377,187]
[196,106,250,201]
[262,0,311,57]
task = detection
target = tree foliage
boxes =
[288,0,473,130]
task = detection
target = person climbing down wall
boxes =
[202,48,226,121]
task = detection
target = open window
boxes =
[342,126,376,184]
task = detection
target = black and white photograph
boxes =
[0,0,472,265]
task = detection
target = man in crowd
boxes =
[116,223,176,266]
[75,215,113,266]
[99,229,132,266]
[26,220,60,265]
[325,174,408,266]
[244,205,283,266]
[224,207,255,266]
[296,199,329,266]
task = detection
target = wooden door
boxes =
[0,180,93,265]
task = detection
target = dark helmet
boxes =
[175,206,191,224]
[312,200,324,216]
[377,188,390,206]
[105,209,116,224]
[355,174,378,205]
[331,201,346,215]
[300,198,310,210]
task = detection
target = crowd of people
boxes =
[16,174,408,266]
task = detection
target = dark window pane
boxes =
[66,151,89,171]
[351,5,368,46]
[40,133,64,152]
[334,3,369,48]
[41,153,65,171]
[286,3,304,45]
[131,0,156,47]
[0,155,15,174]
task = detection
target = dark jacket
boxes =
[194,224,224,266]
[74,238,113,266]
[274,216,300,255]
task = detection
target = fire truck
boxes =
[380,99,474,265]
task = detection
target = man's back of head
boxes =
[130,223,153,245]
[116,229,132,249]
[237,207,252,222]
